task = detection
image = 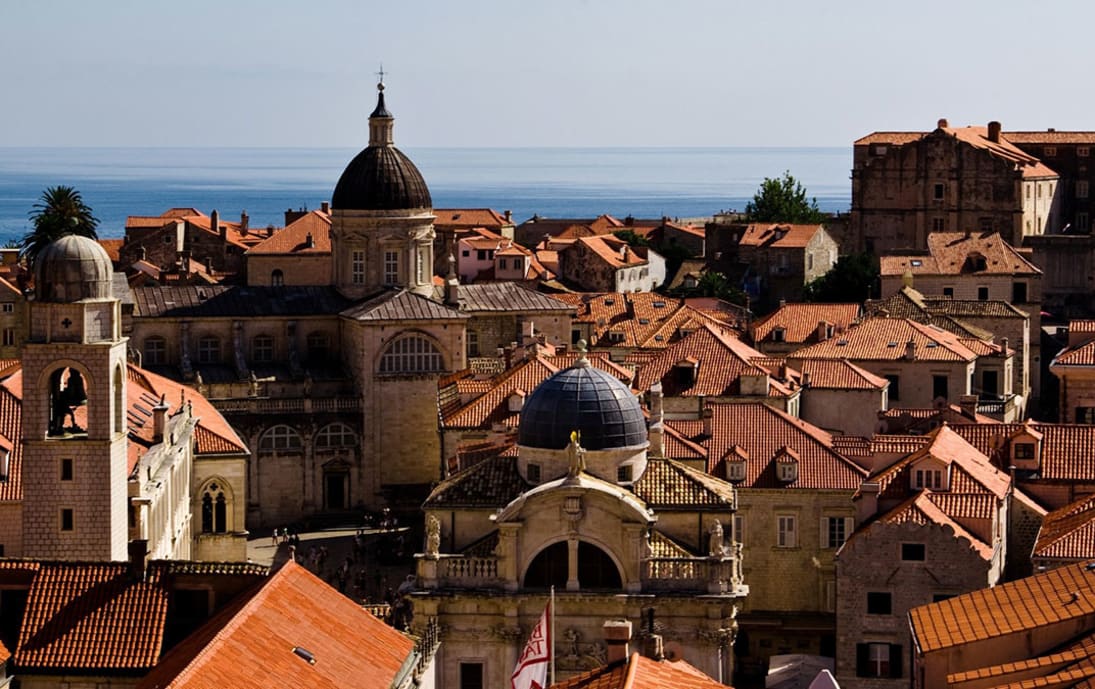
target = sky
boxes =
[3,0,1095,148]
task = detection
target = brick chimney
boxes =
[905,339,916,361]
[240,210,249,232]
[702,407,714,437]
[128,539,149,581]
[153,394,169,442]
[603,620,632,664]
[504,210,512,223]
[321,201,330,214]
[988,121,1002,143]
[958,394,979,418]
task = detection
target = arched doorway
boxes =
[522,540,623,590]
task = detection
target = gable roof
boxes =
[666,403,866,490]
[752,303,861,345]
[948,422,1095,482]
[909,559,1095,654]
[433,208,510,229]
[552,652,726,689]
[341,289,466,322]
[795,359,888,390]
[871,491,993,559]
[136,561,414,689]
[856,125,1057,178]
[880,232,1042,277]
[788,317,981,363]
[455,282,573,313]
[570,235,648,269]
[1035,494,1095,562]
[738,223,826,249]
[246,210,331,255]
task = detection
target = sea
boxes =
[0,147,851,243]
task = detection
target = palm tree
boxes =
[21,185,99,266]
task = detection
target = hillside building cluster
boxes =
[1,89,1094,689]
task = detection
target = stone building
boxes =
[412,356,747,687]
[750,302,861,357]
[1006,130,1095,233]
[0,235,248,563]
[245,209,332,287]
[558,235,665,293]
[735,223,839,306]
[120,208,267,277]
[850,120,1059,253]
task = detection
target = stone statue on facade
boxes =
[566,430,586,479]
[708,519,728,557]
[425,514,441,558]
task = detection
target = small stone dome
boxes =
[332,146,432,211]
[34,234,113,303]
[518,359,647,451]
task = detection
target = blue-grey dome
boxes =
[519,360,647,451]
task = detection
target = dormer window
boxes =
[1014,443,1035,460]
[775,447,800,483]
[607,332,626,344]
[912,465,946,490]
[508,390,526,413]
[675,358,699,387]
[726,460,746,482]
[772,328,785,343]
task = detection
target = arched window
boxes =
[379,335,444,374]
[197,336,221,364]
[252,334,275,363]
[47,366,88,438]
[144,336,167,366]
[200,481,229,534]
[316,422,357,449]
[306,331,330,362]
[523,541,622,590]
[113,365,124,435]
[271,269,284,287]
[523,541,568,589]
[259,425,302,452]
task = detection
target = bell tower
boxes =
[21,235,130,561]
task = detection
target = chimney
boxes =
[1000,337,1009,357]
[321,201,330,214]
[937,118,949,129]
[444,255,460,306]
[779,298,786,309]
[802,371,811,387]
[857,482,880,524]
[987,121,1002,143]
[603,620,632,665]
[0,448,9,481]
[817,321,830,341]
[905,339,916,361]
[650,382,664,423]
[153,394,169,442]
[504,209,512,223]
[128,539,149,581]
[211,209,221,238]
[702,407,714,437]
[958,394,979,418]
[305,232,315,249]
[240,210,249,231]
[645,635,665,661]
[621,245,629,260]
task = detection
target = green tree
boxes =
[695,270,748,306]
[612,229,651,248]
[744,171,825,224]
[802,253,879,302]
[21,186,99,266]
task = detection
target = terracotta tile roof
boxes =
[1053,340,1095,366]
[867,425,1009,502]
[635,324,786,397]
[1035,494,1095,561]
[99,238,123,263]
[342,289,466,321]
[552,652,726,689]
[423,455,527,509]
[797,359,888,390]
[552,293,732,349]
[633,458,736,508]
[666,403,867,490]
[1072,320,1095,334]
[136,561,414,689]
[0,382,22,502]
[738,223,825,249]
[442,354,632,430]
[788,317,979,363]
[943,633,1095,686]
[880,232,1042,277]
[855,131,928,146]
[662,424,707,463]
[434,208,510,228]
[752,303,861,345]
[909,559,1095,654]
[856,126,1057,178]
[949,423,1095,482]
[573,235,648,269]
[15,562,169,671]
[246,210,330,255]
[873,491,993,559]
[0,639,9,665]
[1005,131,1095,144]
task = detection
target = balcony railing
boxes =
[209,396,361,414]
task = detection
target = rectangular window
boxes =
[462,249,470,257]
[384,251,399,285]
[1078,181,1090,199]
[1044,146,1057,157]
[913,468,943,490]
[901,543,926,561]
[1079,213,1090,232]
[351,250,365,285]
[61,508,74,532]
[777,515,797,548]
[498,258,507,270]
[933,183,945,201]
[2,329,13,347]
[866,591,892,615]
[1079,146,1091,157]
[459,662,484,689]
[617,465,633,483]
[527,463,541,484]
[733,514,744,544]
[1,303,12,313]
[932,217,945,232]
[61,458,73,481]
[466,330,479,358]
[1014,442,1035,459]
[477,250,488,261]
[932,375,948,400]
[1012,282,1028,304]
[197,337,220,364]
[884,374,900,401]
[942,287,954,298]
[824,516,853,548]
[977,286,989,301]
[1078,407,1095,424]
[145,338,166,366]
[857,643,902,678]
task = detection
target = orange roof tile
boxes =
[635,324,786,397]
[1035,494,1095,561]
[1005,131,1095,144]
[552,652,726,689]
[796,359,888,390]
[574,235,647,269]
[752,303,861,345]
[15,562,169,670]
[788,317,979,363]
[738,223,825,249]
[909,559,1095,653]
[873,491,993,559]
[0,639,9,665]
[246,211,330,255]
[99,238,123,263]
[949,423,1095,482]
[856,126,1057,178]
[1053,340,1095,367]
[137,561,414,689]
[667,403,866,490]
[880,231,1042,276]
[866,425,1009,502]
[433,208,510,228]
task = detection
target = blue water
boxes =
[0,147,851,243]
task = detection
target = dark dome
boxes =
[519,361,647,451]
[332,146,432,211]
[34,234,113,303]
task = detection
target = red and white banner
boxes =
[511,601,552,689]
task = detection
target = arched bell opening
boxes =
[47,365,89,438]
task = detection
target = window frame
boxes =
[901,543,926,561]
[866,591,892,615]
[197,335,221,364]
[259,424,303,453]
[776,514,797,548]
[251,334,275,364]
[384,250,400,285]
[379,335,445,375]
[144,336,167,366]
[351,250,366,285]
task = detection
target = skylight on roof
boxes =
[911,259,922,267]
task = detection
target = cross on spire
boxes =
[376,63,386,89]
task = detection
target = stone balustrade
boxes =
[208,396,362,414]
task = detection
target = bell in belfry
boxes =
[63,370,88,407]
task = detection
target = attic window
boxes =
[617,465,633,483]
[1014,442,1035,460]
[772,328,785,343]
[604,298,615,306]
[726,461,746,482]
[778,461,798,483]
[639,318,650,325]
[608,332,626,343]
[836,339,848,346]
[654,335,665,342]
[887,341,898,347]
[292,646,317,665]
[912,467,944,490]
[910,260,922,267]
